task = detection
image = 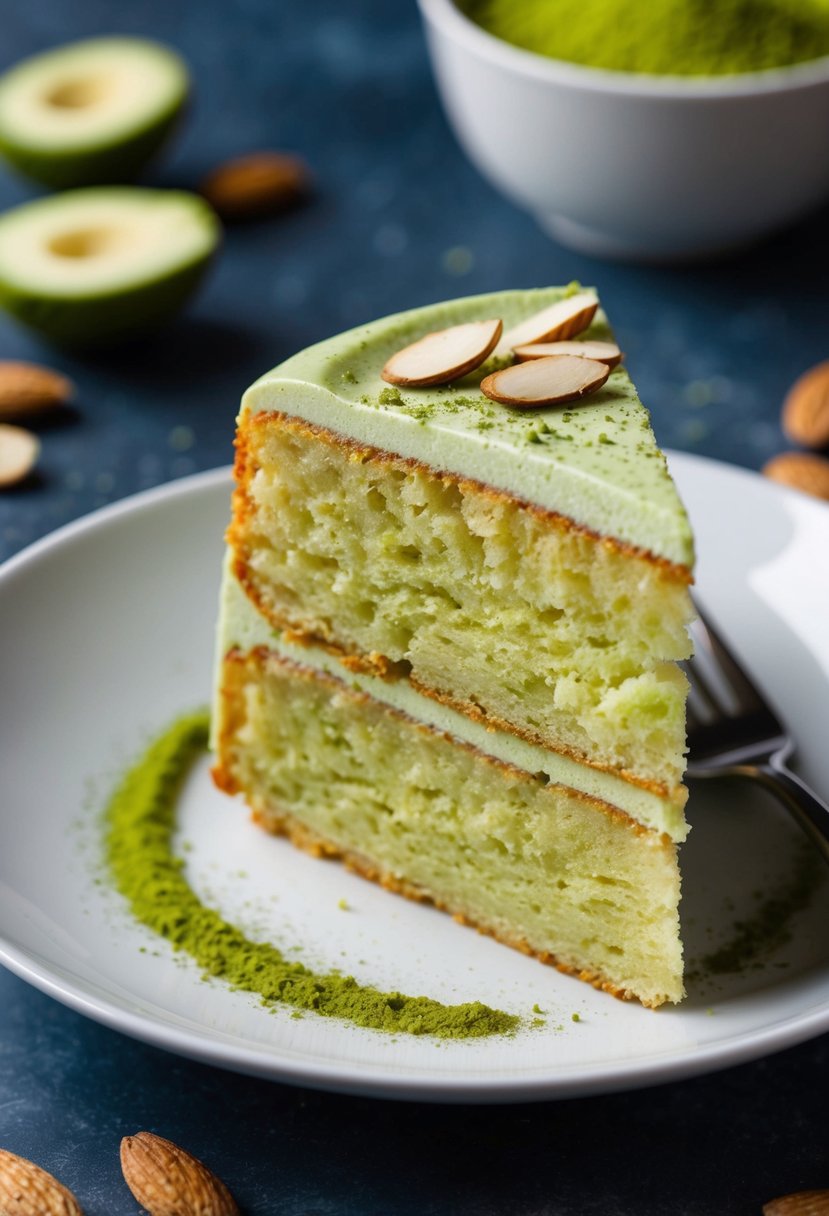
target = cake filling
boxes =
[212,287,695,1008]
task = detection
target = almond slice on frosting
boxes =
[481,354,609,409]
[382,318,503,387]
[499,292,598,352]
[513,339,622,367]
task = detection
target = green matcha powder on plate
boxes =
[104,711,518,1039]
[460,0,829,76]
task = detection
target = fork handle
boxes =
[736,754,829,864]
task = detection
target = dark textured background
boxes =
[0,2,827,1213]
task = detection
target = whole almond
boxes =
[0,1147,83,1215]
[120,1132,239,1216]
[0,361,74,422]
[201,151,310,220]
[782,361,829,449]
[762,451,829,501]
[763,1190,829,1215]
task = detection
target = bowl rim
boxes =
[417,0,829,98]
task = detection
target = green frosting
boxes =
[242,287,694,567]
[104,711,518,1039]
[216,563,690,841]
[460,0,829,76]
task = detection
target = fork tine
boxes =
[683,600,829,861]
[680,651,719,724]
[689,606,769,717]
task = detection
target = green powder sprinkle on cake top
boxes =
[104,711,518,1038]
[460,0,829,76]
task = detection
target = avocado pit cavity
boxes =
[45,75,111,110]
[47,225,127,260]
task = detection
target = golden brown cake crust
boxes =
[247,796,661,1008]
[212,646,670,841]
[231,409,693,582]
[227,409,689,804]
[212,648,679,1009]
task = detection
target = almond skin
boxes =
[201,151,311,220]
[498,292,598,353]
[782,361,829,449]
[763,451,829,501]
[382,318,502,386]
[0,1147,83,1215]
[0,361,74,422]
[513,339,622,368]
[763,1190,829,1215]
[120,1132,239,1216]
[481,353,609,408]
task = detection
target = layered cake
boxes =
[211,287,695,1008]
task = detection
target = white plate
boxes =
[1,454,828,1103]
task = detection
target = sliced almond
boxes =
[0,360,74,422]
[763,1190,829,1215]
[513,339,622,367]
[0,424,39,488]
[763,451,829,501]
[782,361,829,449]
[481,354,609,409]
[0,1147,83,1215]
[120,1132,239,1216]
[382,318,502,387]
[499,291,598,352]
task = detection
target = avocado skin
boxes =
[0,193,221,347]
[0,99,188,190]
[0,253,213,347]
[0,37,190,188]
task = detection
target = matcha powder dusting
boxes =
[460,0,829,76]
[104,711,518,1039]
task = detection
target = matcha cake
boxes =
[211,287,695,1008]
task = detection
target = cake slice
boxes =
[211,287,695,1008]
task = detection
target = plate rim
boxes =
[1,453,828,1104]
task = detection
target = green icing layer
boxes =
[242,287,694,567]
[215,565,688,842]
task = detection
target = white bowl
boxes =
[418,0,829,260]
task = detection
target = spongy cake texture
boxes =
[213,287,695,1009]
[231,413,692,794]
[216,649,684,1008]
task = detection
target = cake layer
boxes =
[212,645,684,1008]
[214,286,694,1010]
[215,564,689,841]
[241,287,695,567]
[229,412,693,792]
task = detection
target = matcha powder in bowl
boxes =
[459,0,829,76]
[419,0,829,258]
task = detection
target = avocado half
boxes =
[0,37,189,188]
[0,187,221,346]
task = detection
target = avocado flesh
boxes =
[0,187,221,346]
[0,37,189,188]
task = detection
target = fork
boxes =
[683,601,829,863]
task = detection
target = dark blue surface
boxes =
[1,3,828,1212]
